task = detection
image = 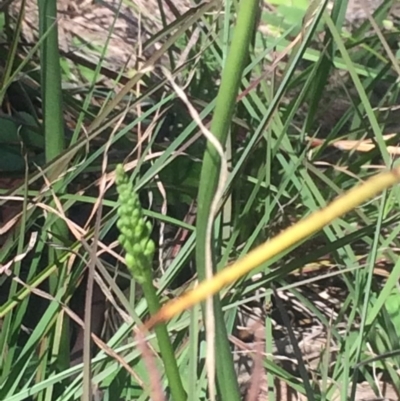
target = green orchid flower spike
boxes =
[115,164,187,401]
[115,164,155,284]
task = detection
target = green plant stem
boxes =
[195,1,259,400]
[38,0,69,383]
[38,0,68,272]
[141,273,187,401]
[38,0,68,261]
[39,0,65,169]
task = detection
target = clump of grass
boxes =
[1,1,400,400]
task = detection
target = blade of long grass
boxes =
[152,164,400,322]
[325,14,391,165]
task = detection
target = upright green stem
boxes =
[39,0,65,168]
[38,0,69,385]
[195,1,259,399]
[38,0,67,268]
[141,277,187,401]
